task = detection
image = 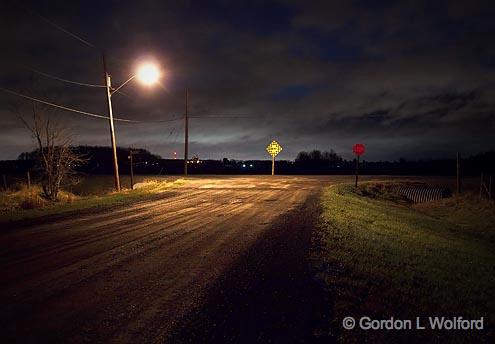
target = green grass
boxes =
[0,179,185,223]
[312,183,494,343]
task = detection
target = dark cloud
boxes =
[0,0,494,161]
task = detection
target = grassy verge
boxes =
[0,179,185,224]
[311,182,494,343]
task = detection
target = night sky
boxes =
[1,0,494,161]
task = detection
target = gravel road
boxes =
[0,176,342,343]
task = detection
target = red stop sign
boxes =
[353,143,365,156]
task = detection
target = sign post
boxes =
[266,140,283,175]
[352,143,365,187]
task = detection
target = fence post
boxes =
[2,174,7,190]
[26,171,31,189]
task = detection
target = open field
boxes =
[0,175,492,343]
[1,173,482,197]
[312,183,494,342]
[1,174,480,222]
[71,174,483,196]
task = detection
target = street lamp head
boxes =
[136,63,160,86]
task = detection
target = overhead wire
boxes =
[26,66,141,100]
[172,120,182,145]
[189,114,260,118]
[0,87,181,124]
[7,0,197,166]
[19,3,137,74]
[20,4,98,50]
[29,68,106,88]
[13,3,258,143]
[18,4,137,88]
[1,87,136,122]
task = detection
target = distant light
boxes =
[136,63,160,86]
[242,164,246,168]
[250,164,253,167]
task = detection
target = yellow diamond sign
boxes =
[266,140,282,157]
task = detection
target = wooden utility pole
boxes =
[184,88,189,176]
[129,149,134,190]
[103,55,121,192]
[456,152,461,194]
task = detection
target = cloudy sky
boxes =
[1,0,494,161]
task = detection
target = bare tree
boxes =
[20,102,85,201]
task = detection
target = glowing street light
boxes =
[136,63,161,86]
[111,62,161,95]
[103,58,162,192]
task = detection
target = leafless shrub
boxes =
[20,103,86,201]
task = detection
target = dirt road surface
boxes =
[0,176,346,342]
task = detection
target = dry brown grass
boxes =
[0,179,185,223]
[0,185,79,212]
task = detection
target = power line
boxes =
[16,4,184,121]
[0,87,181,124]
[19,3,135,76]
[20,5,98,50]
[189,114,260,118]
[1,87,136,122]
[149,116,183,123]
[30,68,105,88]
[168,126,176,139]
[18,3,135,79]
[25,66,140,100]
[172,120,181,145]
[28,67,130,97]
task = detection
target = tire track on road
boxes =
[0,177,324,343]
